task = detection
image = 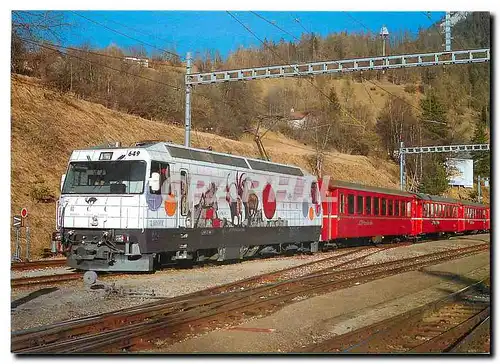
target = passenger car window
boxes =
[365,196,372,215]
[339,193,345,214]
[374,197,380,215]
[381,198,387,216]
[395,200,400,216]
[357,196,363,215]
[347,194,355,215]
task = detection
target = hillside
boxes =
[11,74,401,257]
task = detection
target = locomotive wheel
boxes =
[83,271,98,285]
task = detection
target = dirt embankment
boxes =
[11,74,399,257]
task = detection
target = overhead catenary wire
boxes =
[22,37,281,141]
[70,11,183,60]
[27,38,274,116]
[251,11,301,42]
[249,11,307,137]
[293,15,311,35]
[251,11,448,127]
[22,38,183,90]
[339,12,448,125]
[98,13,175,48]
[421,11,466,50]
[343,12,374,34]
[227,11,366,130]
[20,37,181,68]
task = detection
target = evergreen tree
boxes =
[327,86,341,115]
[419,156,449,195]
[471,106,490,177]
[420,90,449,142]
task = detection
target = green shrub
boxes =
[29,183,56,203]
[404,84,417,94]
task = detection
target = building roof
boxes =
[289,111,309,120]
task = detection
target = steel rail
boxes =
[448,315,491,353]
[12,242,489,353]
[11,259,67,271]
[301,278,490,353]
[11,272,83,288]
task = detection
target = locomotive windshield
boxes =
[62,161,146,195]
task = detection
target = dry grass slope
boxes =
[11,74,400,257]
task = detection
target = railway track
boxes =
[11,259,67,271]
[11,273,83,288]
[11,242,489,353]
[8,241,403,291]
[301,279,490,353]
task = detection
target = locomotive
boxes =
[53,141,489,272]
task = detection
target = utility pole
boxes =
[399,141,405,190]
[477,175,481,203]
[380,25,389,57]
[445,12,452,51]
[184,52,192,147]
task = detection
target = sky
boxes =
[52,11,446,60]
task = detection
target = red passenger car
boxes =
[320,180,414,242]
[413,194,461,236]
[461,201,489,233]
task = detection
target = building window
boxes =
[357,195,364,215]
[347,194,355,215]
[365,196,372,215]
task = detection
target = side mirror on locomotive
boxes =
[149,172,161,192]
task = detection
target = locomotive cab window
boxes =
[357,195,363,215]
[347,194,355,215]
[150,161,170,195]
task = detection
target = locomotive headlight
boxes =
[114,234,129,243]
[186,217,191,226]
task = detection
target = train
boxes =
[52,141,490,272]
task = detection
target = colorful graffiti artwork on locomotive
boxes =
[192,171,293,229]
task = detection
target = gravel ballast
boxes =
[10,234,489,332]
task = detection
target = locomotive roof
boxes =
[79,141,309,177]
[162,143,307,177]
[327,180,414,197]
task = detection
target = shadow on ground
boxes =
[11,287,59,310]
